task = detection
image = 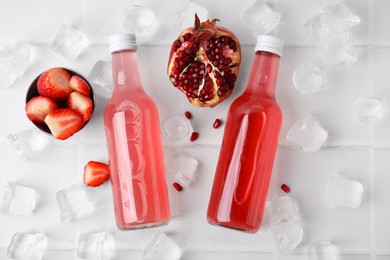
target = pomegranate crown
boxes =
[194,13,220,31]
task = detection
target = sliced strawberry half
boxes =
[69,75,91,96]
[84,161,110,187]
[37,68,72,101]
[25,96,58,123]
[44,108,84,140]
[67,92,93,122]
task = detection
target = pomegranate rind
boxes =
[167,16,241,108]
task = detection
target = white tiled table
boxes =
[1,0,390,259]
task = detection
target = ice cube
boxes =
[243,0,281,36]
[175,0,209,29]
[7,128,50,160]
[267,221,303,251]
[354,97,389,126]
[308,241,339,260]
[51,24,89,60]
[77,232,116,259]
[121,5,157,36]
[166,152,198,188]
[304,1,360,64]
[321,1,361,30]
[317,42,357,64]
[0,38,31,90]
[303,1,360,46]
[88,60,113,98]
[162,115,193,145]
[269,196,300,225]
[56,185,95,222]
[293,63,331,94]
[287,114,328,152]
[7,232,47,260]
[0,182,37,216]
[325,173,363,208]
[142,233,181,260]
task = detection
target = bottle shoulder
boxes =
[230,93,281,114]
[104,92,157,116]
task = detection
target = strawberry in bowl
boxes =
[25,67,95,140]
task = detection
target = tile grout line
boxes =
[368,146,376,260]
[367,0,377,258]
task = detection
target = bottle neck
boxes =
[245,51,281,99]
[111,49,142,93]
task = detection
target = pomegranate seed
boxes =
[207,64,212,73]
[190,132,199,142]
[213,119,222,129]
[185,111,192,119]
[281,184,291,193]
[173,182,183,192]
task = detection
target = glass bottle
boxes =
[207,35,284,233]
[105,34,170,230]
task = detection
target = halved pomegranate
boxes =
[167,14,241,107]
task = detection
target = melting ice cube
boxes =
[166,152,198,188]
[308,241,340,260]
[7,128,50,161]
[243,0,281,36]
[325,173,363,208]
[142,233,181,260]
[122,5,158,36]
[354,97,389,126]
[269,196,300,225]
[293,63,331,94]
[56,185,96,222]
[77,232,116,259]
[0,38,31,90]
[287,114,328,152]
[88,60,113,99]
[7,232,47,260]
[162,115,193,145]
[268,221,303,251]
[0,182,37,216]
[51,23,89,60]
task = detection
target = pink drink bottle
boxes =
[105,34,170,230]
[207,36,284,233]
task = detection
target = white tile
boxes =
[377,256,390,260]
[373,48,390,146]
[372,0,390,44]
[373,149,390,252]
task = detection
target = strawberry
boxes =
[69,75,91,96]
[37,68,72,101]
[25,96,58,123]
[84,161,110,187]
[44,108,84,140]
[67,92,93,122]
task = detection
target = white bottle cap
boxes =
[108,34,137,53]
[255,35,284,57]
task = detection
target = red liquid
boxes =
[104,50,170,230]
[207,51,282,233]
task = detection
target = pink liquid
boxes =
[104,50,170,230]
[207,51,282,233]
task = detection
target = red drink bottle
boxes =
[105,34,170,230]
[207,35,284,233]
